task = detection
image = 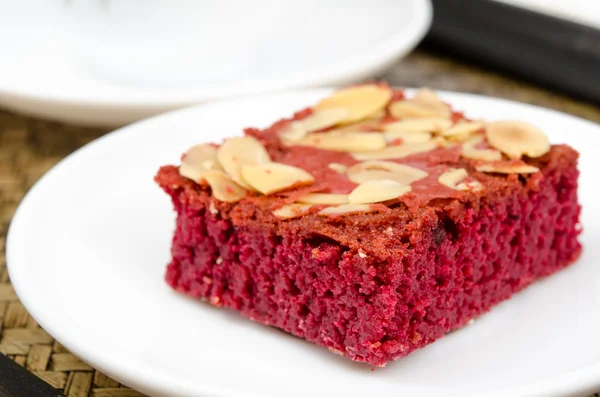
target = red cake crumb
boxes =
[155,85,581,366]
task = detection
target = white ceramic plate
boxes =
[7,90,600,397]
[0,0,431,127]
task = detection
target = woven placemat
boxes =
[0,116,145,396]
[0,50,599,396]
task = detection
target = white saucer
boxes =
[7,90,600,397]
[0,0,431,127]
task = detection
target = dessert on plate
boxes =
[155,84,581,366]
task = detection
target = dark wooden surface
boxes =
[0,48,598,397]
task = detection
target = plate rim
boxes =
[6,88,600,397]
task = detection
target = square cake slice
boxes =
[155,84,581,366]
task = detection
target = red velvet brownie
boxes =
[155,84,581,366]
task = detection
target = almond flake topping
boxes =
[318,204,376,216]
[389,88,451,119]
[460,134,502,161]
[348,180,412,204]
[328,118,382,134]
[280,108,350,142]
[384,130,432,143]
[438,168,482,191]
[347,160,428,184]
[295,131,386,153]
[315,84,392,123]
[302,107,350,132]
[485,121,550,159]
[279,121,307,141]
[415,87,442,102]
[217,136,271,189]
[240,162,314,195]
[179,144,222,182]
[179,87,554,219]
[383,118,452,133]
[462,146,503,161]
[202,170,247,202]
[328,163,348,173]
[442,120,485,137]
[297,193,349,205]
[352,140,439,161]
[369,109,387,120]
[272,204,312,220]
[475,163,540,174]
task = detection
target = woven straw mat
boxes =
[0,113,146,396]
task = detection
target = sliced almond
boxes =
[460,134,502,161]
[272,203,312,220]
[414,87,441,102]
[438,168,467,190]
[475,163,540,174]
[383,118,452,133]
[281,108,351,142]
[352,140,439,161]
[328,162,348,173]
[389,88,451,119]
[439,139,460,148]
[445,134,474,143]
[318,203,376,216]
[328,118,382,134]
[463,134,485,145]
[369,109,387,120]
[442,121,485,137]
[179,144,222,182]
[241,162,314,195]
[388,101,436,119]
[280,121,307,142]
[295,131,386,152]
[485,121,550,159]
[349,180,412,204]
[461,146,503,161]
[315,84,392,123]
[438,168,483,192]
[384,130,432,143]
[202,170,247,202]
[297,193,349,205]
[302,107,349,131]
[217,136,271,189]
[347,160,428,184]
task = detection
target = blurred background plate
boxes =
[0,0,431,127]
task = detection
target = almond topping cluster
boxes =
[282,86,550,168]
[178,136,313,203]
[178,85,553,217]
